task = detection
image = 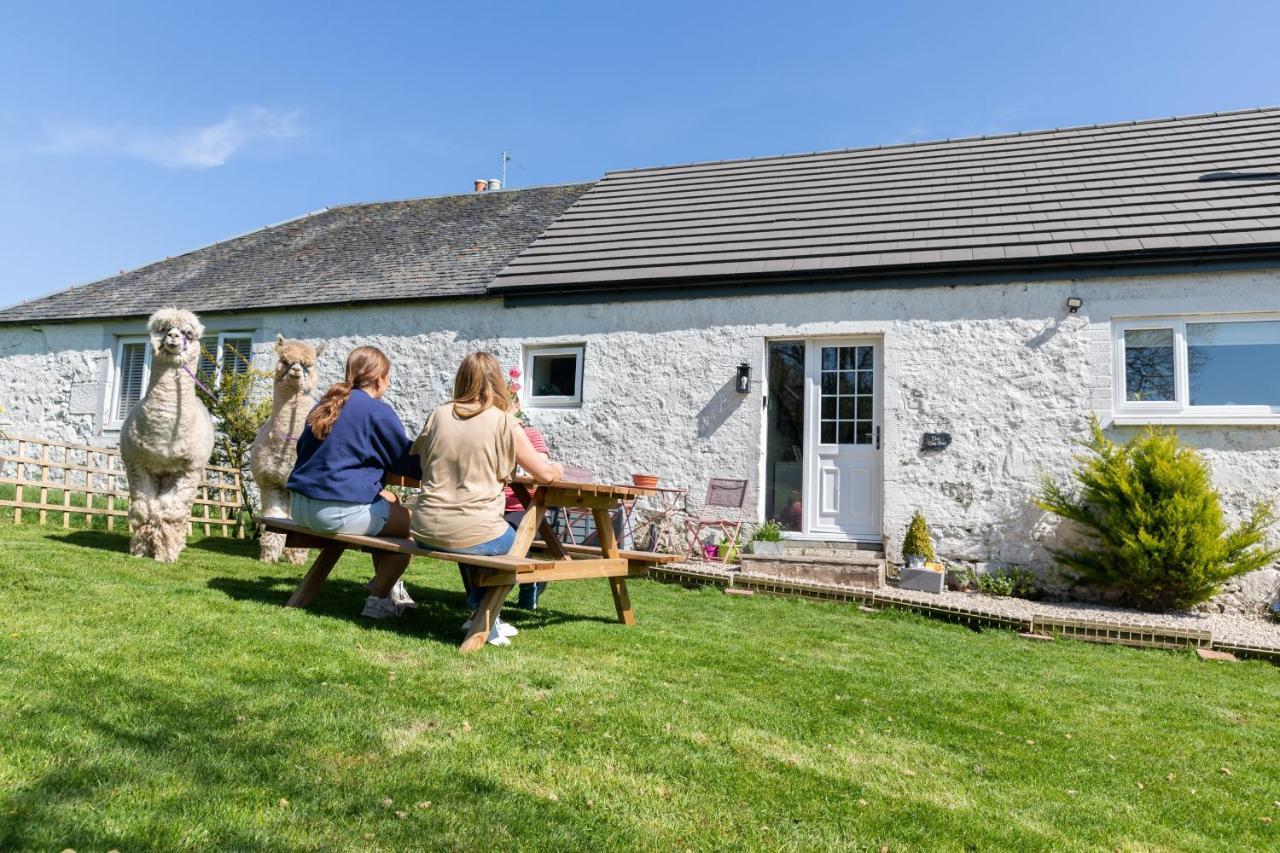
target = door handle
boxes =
[875,426,881,449]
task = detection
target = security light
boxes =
[1067,296,1083,314]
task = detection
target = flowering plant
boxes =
[507,367,529,425]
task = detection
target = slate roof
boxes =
[492,108,1280,295]
[0,183,591,324]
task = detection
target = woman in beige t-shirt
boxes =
[409,352,562,646]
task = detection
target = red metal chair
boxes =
[684,478,749,561]
[557,466,595,544]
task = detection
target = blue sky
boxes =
[2,0,1278,308]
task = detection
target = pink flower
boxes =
[510,383,521,393]
[508,368,521,379]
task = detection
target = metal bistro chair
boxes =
[684,478,749,562]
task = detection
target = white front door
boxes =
[803,339,881,539]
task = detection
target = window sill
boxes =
[1110,414,1280,427]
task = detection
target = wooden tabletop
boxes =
[510,475,657,499]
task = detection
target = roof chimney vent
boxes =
[486,178,502,192]
[474,179,487,192]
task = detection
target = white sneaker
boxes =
[360,595,404,620]
[461,616,518,638]
[487,624,512,647]
[364,579,418,609]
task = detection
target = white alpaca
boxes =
[250,334,323,564]
[120,308,215,562]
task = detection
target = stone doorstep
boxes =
[783,548,887,561]
[741,552,883,567]
[738,555,885,589]
[1196,648,1238,663]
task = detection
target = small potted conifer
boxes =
[899,511,944,593]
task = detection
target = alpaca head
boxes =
[147,308,204,368]
[273,334,323,394]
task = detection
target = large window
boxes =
[1114,316,1280,423]
[198,332,253,385]
[523,344,584,407]
[111,337,151,424]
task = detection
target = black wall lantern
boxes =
[1066,296,1083,314]
[735,362,751,394]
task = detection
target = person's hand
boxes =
[549,462,565,482]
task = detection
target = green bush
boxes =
[902,511,936,561]
[1037,416,1277,610]
[971,566,1040,599]
[753,520,783,542]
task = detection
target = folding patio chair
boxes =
[684,478,749,561]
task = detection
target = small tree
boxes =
[196,345,273,522]
[1037,416,1277,610]
[902,511,936,561]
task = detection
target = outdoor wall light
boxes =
[1067,296,1083,314]
[736,362,751,394]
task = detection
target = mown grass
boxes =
[1,523,1277,851]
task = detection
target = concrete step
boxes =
[738,553,885,589]
[784,548,885,561]
[780,539,882,553]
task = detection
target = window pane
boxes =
[116,343,147,420]
[856,421,872,444]
[1187,321,1280,406]
[222,337,252,376]
[856,347,874,370]
[838,371,857,394]
[838,397,855,419]
[856,396,872,419]
[821,348,837,370]
[820,372,836,395]
[820,421,836,444]
[530,353,579,398]
[856,371,873,394]
[197,334,220,382]
[837,422,855,444]
[1124,328,1175,402]
[821,397,835,418]
[838,348,856,370]
[765,342,805,531]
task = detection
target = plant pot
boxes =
[631,473,660,489]
[749,540,785,557]
[904,554,926,570]
[702,544,719,560]
[945,569,970,592]
[900,564,945,594]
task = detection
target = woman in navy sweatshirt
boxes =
[287,346,422,619]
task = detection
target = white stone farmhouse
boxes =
[2,108,1279,570]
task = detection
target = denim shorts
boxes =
[290,491,391,536]
[415,525,516,556]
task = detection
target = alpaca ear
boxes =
[275,333,286,354]
[312,341,325,358]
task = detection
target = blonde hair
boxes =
[307,346,391,440]
[451,351,512,419]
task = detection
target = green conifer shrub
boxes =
[902,511,936,561]
[1037,416,1277,610]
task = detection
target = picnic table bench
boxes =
[257,475,682,653]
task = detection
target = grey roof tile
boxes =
[0,183,592,323]
[494,109,1280,292]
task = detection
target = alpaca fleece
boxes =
[119,308,215,562]
[250,335,323,563]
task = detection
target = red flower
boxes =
[508,367,521,379]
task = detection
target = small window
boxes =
[524,345,584,407]
[1114,316,1280,423]
[112,338,151,424]
[197,332,254,385]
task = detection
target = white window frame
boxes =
[202,331,254,385]
[1112,313,1280,425]
[522,344,585,408]
[106,336,152,429]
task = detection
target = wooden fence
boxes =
[0,434,245,537]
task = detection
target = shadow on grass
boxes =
[206,573,616,646]
[188,536,260,558]
[51,529,131,554]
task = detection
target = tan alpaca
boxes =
[120,308,216,562]
[250,335,323,563]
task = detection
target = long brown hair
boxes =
[307,346,391,439]
[451,351,512,419]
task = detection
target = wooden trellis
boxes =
[0,434,244,537]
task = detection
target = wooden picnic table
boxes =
[260,473,681,654]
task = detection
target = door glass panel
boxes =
[1124,328,1175,402]
[765,341,805,531]
[820,345,875,445]
[1187,321,1280,406]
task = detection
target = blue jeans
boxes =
[506,510,547,609]
[418,527,517,610]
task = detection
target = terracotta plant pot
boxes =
[631,473,660,488]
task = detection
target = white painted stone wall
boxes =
[2,269,1278,584]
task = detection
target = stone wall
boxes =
[2,268,1278,590]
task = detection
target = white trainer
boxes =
[363,579,418,609]
[360,595,404,620]
[462,616,517,637]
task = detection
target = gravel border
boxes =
[660,561,1280,652]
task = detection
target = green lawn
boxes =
[1,524,1277,851]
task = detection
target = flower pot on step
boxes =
[702,544,719,560]
[749,541,785,557]
[900,564,945,594]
